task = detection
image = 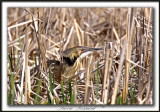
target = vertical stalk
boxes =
[24,25,29,104]
[102,44,110,103]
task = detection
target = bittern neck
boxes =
[80,51,93,59]
[62,51,94,66]
[63,56,78,66]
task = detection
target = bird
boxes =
[31,46,103,83]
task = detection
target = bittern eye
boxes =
[81,48,86,53]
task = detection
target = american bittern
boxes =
[31,46,102,83]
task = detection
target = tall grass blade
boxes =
[34,79,42,104]
[96,61,99,98]
[10,73,15,104]
[71,91,75,104]
[47,91,51,104]
[53,65,55,90]
[68,78,75,104]
[8,91,12,105]
[60,80,65,104]
[34,55,37,67]
[49,66,53,94]
[130,83,136,104]
[8,54,15,104]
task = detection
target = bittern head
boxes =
[62,46,102,66]
[64,46,102,58]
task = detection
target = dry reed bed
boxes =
[7,8,153,105]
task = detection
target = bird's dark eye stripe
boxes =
[63,56,77,66]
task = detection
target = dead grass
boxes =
[7,8,153,105]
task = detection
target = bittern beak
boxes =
[80,47,103,59]
[81,47,102,53]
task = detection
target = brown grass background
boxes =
[7,8,153,105]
